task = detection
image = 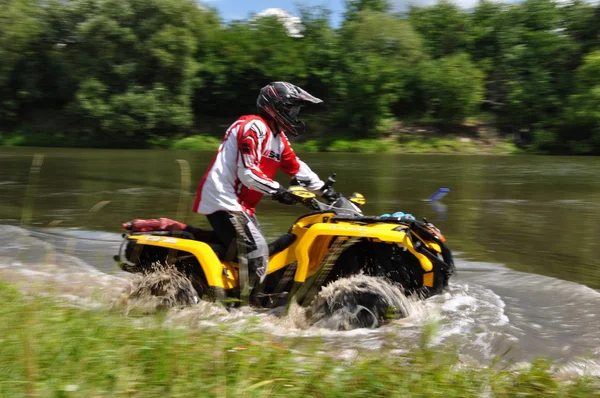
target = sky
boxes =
[202,0,345,26]
[200,0,485,27]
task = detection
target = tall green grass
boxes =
[293,137,520,155]
[170,135,222,151]
[1,283,597,397]
[1,131,521,155]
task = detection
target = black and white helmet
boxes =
[257,82,323,137]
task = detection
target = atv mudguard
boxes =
[126,234,239,290]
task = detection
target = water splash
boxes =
[304,274,420,330]
[114,266,199,313]
[112,267,421,332]
[555,357,600,379]
[0,225,129,305]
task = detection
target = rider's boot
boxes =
[241,259,267,306]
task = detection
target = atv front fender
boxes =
[293,223,433,283]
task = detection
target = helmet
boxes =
[257,82,323,137]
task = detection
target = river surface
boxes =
[1,147,599,375]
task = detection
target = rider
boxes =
[192,82,338,285]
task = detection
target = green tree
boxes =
[295,7,340,136]
[418,53,484,122]
[343,0,390,22]
[560,0,600,72]
[66,0,210,141]
[499,0,574,128]
[197,14,307,118]
[1,0,600,153]
[0,0,44,125]
[409,1,469,59]
[1,0,218,144]
[562,50,600,154]
[337,10,425,136]
[467,1,508,108]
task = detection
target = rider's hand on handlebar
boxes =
[321,186,341,203]
[272,186,296,205]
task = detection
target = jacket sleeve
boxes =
[236,120,281,195]
[279,133,324,192]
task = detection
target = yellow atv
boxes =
[115,176,454,311]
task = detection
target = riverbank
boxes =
[1,282,597,396]
[170,135,521,155]
[129,121,525,155]
[0,122,523,155]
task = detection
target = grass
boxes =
[134,133,522,155]
[294,139,393,153]
[292,136,521,155]
[169,135,222,151]
[2,129,522,155]
[0,131,76,147]
[1,282,598,397]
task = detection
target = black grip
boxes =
[323,173,337,190]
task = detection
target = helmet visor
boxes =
[287,105,302,120]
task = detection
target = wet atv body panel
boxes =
[118,211,454,304]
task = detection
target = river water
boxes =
[1,147,599,375]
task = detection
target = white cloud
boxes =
[255,8,304,37]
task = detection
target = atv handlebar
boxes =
[289,177,357,214]
[322,173,337,191]
[288,173,338,209]
[288,172,367,215]
[289,173,337,191]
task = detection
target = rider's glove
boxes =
[272,186,296,205]
[321,186,340,203]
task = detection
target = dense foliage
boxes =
[1,0,599,153]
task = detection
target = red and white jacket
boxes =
[193,115,324,216]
